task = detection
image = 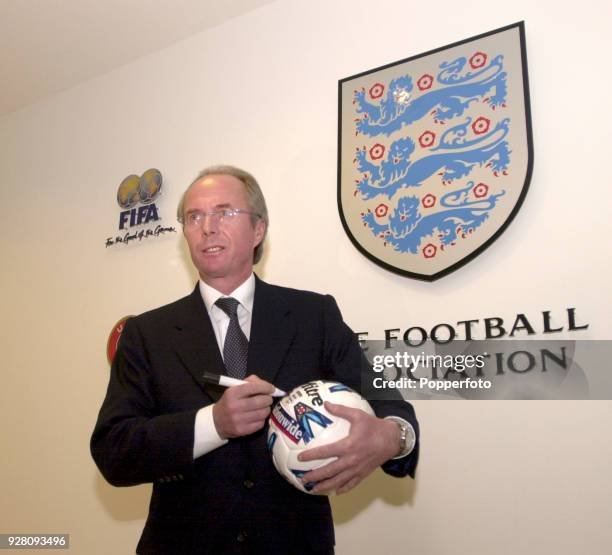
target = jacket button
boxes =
[236,532,247,542]
[243,479,254,489]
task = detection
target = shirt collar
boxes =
[199,273,255,315]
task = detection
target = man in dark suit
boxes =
[91,165,419,554]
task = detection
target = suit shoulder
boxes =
[130,290,199,327]
[259,281,330,304]
[256,281,346,325]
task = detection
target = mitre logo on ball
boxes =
[267,380,374,494]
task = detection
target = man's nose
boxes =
[201,214,219,235]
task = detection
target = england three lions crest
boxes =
[338,22,533,280]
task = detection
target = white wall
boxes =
[1,0,610,553]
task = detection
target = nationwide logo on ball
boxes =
[267,380,374,494]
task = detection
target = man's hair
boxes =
[177,165,269,264]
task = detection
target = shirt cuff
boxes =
[193,404,228,459]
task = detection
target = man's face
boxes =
[182,174,265,293]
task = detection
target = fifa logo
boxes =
[116,169,162,230]
[106,167,176,248]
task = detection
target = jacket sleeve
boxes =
[320,294,420,479]
[90,317,197,486]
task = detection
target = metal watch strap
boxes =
[384,416,415,459]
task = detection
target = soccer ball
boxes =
[267,380,374,494]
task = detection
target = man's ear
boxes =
[254,218,266,246]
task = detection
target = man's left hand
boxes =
[298,401,400,495]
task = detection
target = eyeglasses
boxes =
[181,208,260,227]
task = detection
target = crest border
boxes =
[337,21,534,281]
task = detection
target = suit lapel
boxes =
[171,286,226,402]
[248,277,295,385]
[170,278,295,401]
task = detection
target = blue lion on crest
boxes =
[354,54,507,137]
[362,182,505,254]
[355,117,510,200]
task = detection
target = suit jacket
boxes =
[91,277,419,554]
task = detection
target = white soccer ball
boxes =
[267,380,374,494]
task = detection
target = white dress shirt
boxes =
[192,274,255,459]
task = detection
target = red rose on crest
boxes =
[369,143,385,160]
[418,131,436,148]
[422,194,436,208]
[422,243,437,259]
[471,117,490,135]
[369,83,385,99]
[375,204,388,218]
[417,74,433,91]
[469,52,487,69]
[473,183,489,198]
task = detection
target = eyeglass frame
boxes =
[179,208,261,227]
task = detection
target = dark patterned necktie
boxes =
[215,297,248,379]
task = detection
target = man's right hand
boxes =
[212,375,275,439]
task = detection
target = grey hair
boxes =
[177,165,269,264]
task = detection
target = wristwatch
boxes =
[385,416,416,459]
